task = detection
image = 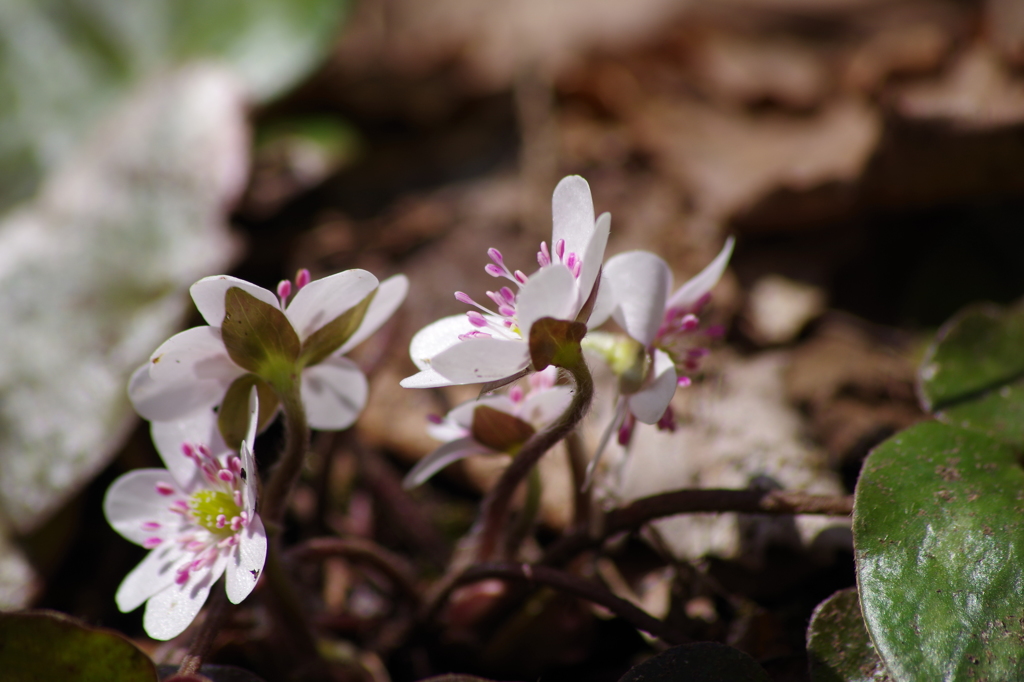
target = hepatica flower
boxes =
[593,237,734,442]
[130,268,408,453]
[104,390,266,641]
[403,368,571,487]
[400,176,610,388]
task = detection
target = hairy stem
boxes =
[564,430,591,531]
[543,488,854,567]
[476,360,594,561]
[261,386,310,526]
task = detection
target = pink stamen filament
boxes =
[276,279,292,303]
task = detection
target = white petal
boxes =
[576,211,611,313]
[516,265,577,333]
[628,349,678,424]
[147,326,243,387]
[403,437,493,488]
[129,353,234,424]
[104,470,186,545]
[338,274,409,354]
[666,236,735,311]
[115,541,188,613]
[605,251,672,346]
[518,386,573,428]
[406,314,479,371]
[243,388,259,454]
[587,272,615,329]
[226,515,267,604]
[551,175,595,258]
[426,419,469,443]
[191,275,280,328]
[142,556,226,641]
[150,411,224,487]
[240,389,260,512]
[429,338,530,384]
[400,368,457,389]
[300,356,368,430]
[286,269,379,343]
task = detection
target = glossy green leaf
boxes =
[299,289,375,367]
[854,421,1024,682]
[807,587,892,682]
[0,610,157,682]
[222,287,301,383]
[617,643,771,682]
[919,302,1024,411]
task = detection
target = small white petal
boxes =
[147,326,243,388]
[516,265,577,334]
[115,542,188,613]
[286,269,379,343]
[551,175,596,258]
[300,356,368,430]
[150,411,225,488]
[518,386,573,427]
[628,349,678,424]
[666,236,735,311]
[338,274,409,354]
[429,338,530,385]
[104,470,186,545]
[129,353,234,424]
[403,437,494,488]
[576,211,611,313]
[240,391,260,512]
[244,388,259,453]
[606,251,672,346]
[226,515,267,604]
[406,315,479,371]
[191,275,280,328]
[400,368,456,389]
[142,556,226,641]
[426,420,468,443]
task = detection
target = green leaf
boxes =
[854,421,1024,682]
[217,375,279,451]
[528,317,587,372]
[471,405,535,453]
[919,302,1024,411]
[0,610,157,682]
[222,287,301,383]
[299,289,375,367]
[807,587,892,682]
[617,643,772,682]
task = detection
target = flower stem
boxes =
[503,465,543,558]
[262,385,310,526]
[476,359,594,561]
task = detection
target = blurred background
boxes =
[3,0,1024,679]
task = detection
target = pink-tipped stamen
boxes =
[488,248,504,266]
[218,469,234,483]
[229,456,242,474]
[509,385,524,403]
[514,270,528,284]
[459,330,493,340]
[143,537,163,549]
[155,482,175,496]
[175,566,191,585]
[467,312,488,328]
[296,268,311,289]
[555,239,566,260]
[142,521,161,531]
[677,376,692,387]
[233,491,243,508]
[426,414,444,425]
[277,279,292,303]
[216,514,228,529]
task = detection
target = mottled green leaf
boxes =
[807,587,892,682]
[0,610,157,682]
[618,643,771,682]
[854,421,1024,682]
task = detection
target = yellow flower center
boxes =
[188,490,241,535]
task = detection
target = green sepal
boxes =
[471,405,536,453]
[221,287,301,384]
[574,265,602,325]
[529,317,587,371]
[299,288,376,368]
[218,375,279,450]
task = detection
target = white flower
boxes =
[403,368,572,487]
[600,237,734,425]
[104,389,266,641]
[129,269,408,456]
[400,176,610,388]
